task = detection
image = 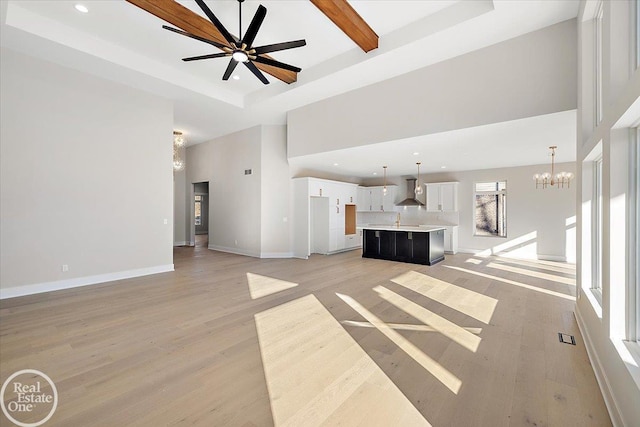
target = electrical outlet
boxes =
[163,218,168,225]
[62,264,69,272]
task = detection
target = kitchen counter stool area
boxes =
[362,226,445,266]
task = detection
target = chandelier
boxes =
[173,131,185,172]
[533,146,573,189]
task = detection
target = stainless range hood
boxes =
[396,178,424,207]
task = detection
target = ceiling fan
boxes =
[163,0,306,84]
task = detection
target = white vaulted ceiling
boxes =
[0,0,579,175]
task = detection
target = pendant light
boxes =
[382,166,388,195]
[414,162,424,196]
[533,146,573,189]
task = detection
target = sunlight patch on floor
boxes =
[373,286,481,352]
[246,272,298,299]
[341,320,482,335]
[444,266,575,301]
[337,293,462,394]
[391,270,497,324]
[493,256,576,275]
[486,262,575,286]
[255,294,430,426]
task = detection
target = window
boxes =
[474,181,507,237]
[593,157,603,297]
[595,1,604,124]
[634,128,640,341]
[194,195,202,226]
[636,0,640,69]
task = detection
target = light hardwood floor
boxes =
[0,246,611,426]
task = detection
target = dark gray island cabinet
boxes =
[362,226,445,266]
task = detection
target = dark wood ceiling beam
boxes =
[310,0,378,52]
[126,0,297,84]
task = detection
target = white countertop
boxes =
[357,225,446,233]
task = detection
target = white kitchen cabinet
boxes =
[425,182,458,212]
[357,185,397,212]
[345,234,359,249]
[293,177,360,258]
[443,226,459,254]
[382,186,397,211]
[357,187,369,209]
[309,179,325,197]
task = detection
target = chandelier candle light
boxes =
[533,146,573,189]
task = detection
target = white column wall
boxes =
[575,1,640,425]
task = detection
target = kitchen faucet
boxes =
[395,213,401,227]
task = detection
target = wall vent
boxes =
[244,169,252,175]
[558,332,576,345]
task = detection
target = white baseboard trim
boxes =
[0,264,175,300]
[260,252,294,259]
[173,241,188,247]
[328,247,361,255]
[208,245,261,258]
[574,308,622,427]
[537,254,567,262]
[456,247,567,262]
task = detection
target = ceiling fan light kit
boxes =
[162,0,306,84]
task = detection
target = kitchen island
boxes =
[361,225,445,266]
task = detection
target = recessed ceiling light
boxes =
[373,172,377,175]
[74,4,89,13]
[232,75,240,80]
[333,163,339,166]
[441,166,447,169]
[413,152,419,156]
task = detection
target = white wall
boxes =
[260,125,291,257]
[186,126,262,257]
[0,48,174,298]
[575,0,640,426]
[360,162,576,262]
[183,125,291,258]
[288,19,577,158]
[173,169,188,246]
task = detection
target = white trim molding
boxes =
[0,264,175,300]
[260,252,294,259]
[575,308,623,427]
[457,247,568,262]
[208,245,261,258]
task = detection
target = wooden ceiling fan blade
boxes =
[127,0,297,84]
[252,56,301,73]
[244,61,270,84]
[162,25,229,50]
[222,59,239,80]
[183,53,229,62]
[241,5,266,48]
[253,40,306,55]
[194,0,237,46]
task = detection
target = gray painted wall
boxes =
[288,19,577,158]
[0,48,174,292]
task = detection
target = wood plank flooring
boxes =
[0,245,611,426]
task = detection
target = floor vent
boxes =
[558,332,576,345]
